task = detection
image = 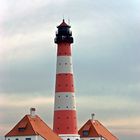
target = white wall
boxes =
[59,134,80,140]
[38,136,44,140]
[80,137,104,140]
[5,135,44,140]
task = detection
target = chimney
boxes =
[91,113,95,121]
[30,108,36,117]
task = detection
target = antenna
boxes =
[62,14,65,21]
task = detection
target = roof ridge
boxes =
[26,115,38,135]
[28,115,61,140]
[89,120,100,136]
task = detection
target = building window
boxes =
[18,128,25,131]
[83,130,89,136]
[90,139,95,140]
[26,138,31,140]
[8,139,10,140]
[67,139,70,140]
[15,139,19,140]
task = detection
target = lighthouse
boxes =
[53,20,80,140]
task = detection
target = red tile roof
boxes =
[82,124,91,131]
[18,121,27,129]
[5,115,61,140]
[78,119,118,140]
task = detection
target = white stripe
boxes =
[56,56,73,74]
[54,92,76,111]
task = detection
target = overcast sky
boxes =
[0,0,140,140]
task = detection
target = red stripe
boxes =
[55,74,74,92]
[53,110,78,134]
[57,43,71,56]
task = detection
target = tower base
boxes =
[59,134,80,140]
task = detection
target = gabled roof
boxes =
[5,115,61,140]
[78,119,118,140]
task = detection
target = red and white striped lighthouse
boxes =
[53,20,80,140]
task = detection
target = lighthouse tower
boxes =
[53,20,80,140]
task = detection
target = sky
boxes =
[0,0,140,140]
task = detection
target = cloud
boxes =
[0,94,53,107]
[1,0,52,22]
[77,94,140,121]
